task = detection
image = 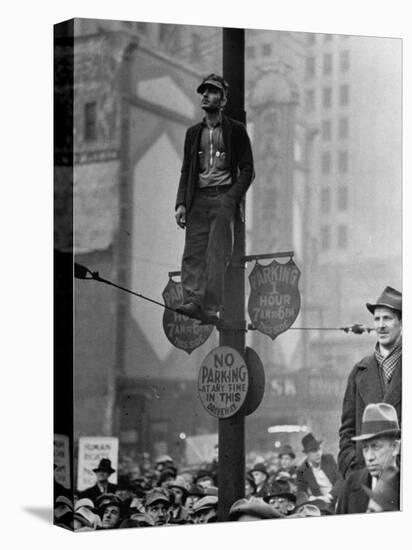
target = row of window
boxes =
[305,84,349,111]
[321,150,349,174]
[246,43,272,59]
[305,51,350,79]
[321,118,349,140]
[321,224,348,250]
[320,186,349,213]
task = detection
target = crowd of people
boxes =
[54,286,401,530]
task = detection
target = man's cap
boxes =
[145,488,171,507]
[193,469,215,484]
[93,458,115,474]
[366,286,402,314]
[279,444,296,459]
[155,454,174,464]
[301,433,323,453]
[352,403,400,441]
[157,467,177,485]
[229,497,285,520]
[169,475,189,494]
[191,495,218,514]
[362,466,400,511]
[264,480,296,504]
[249,462,269,478]
[95,493,122,510]
[197,73,229,95]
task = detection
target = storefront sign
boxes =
[248,258,301,339]
[198,346,249,419]
[162,279,213,354]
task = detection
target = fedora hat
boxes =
[366,286,402,314]
[278,444,296,459]
[352,403,400,441]
[93,458,115,474]
[362,466,400,511]
[301,433,323,453]
[229,497,285,520]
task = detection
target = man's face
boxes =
[280,454,293,469]
[268,496,294,515]
[373,307,402,350]
[101,505,120,529]
[96,471,110,483]
[362,437,400,478]
[147,502,170,526]
[170,487,184,506]
[251,471,267,486]
[307,447,322,467]
[186,494,201,511]
[200,86,225,113]
[244,480,254,498]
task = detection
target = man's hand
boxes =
[175,205,187,228]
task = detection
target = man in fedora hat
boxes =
[249,463,270,498]
[296,433,343,513]
[80,458,118,505]
[175,73,254,321]
[336,403,401,514]
[338,286,402,478]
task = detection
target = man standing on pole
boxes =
[174,73,254,320]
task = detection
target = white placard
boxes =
[77,436,118,491]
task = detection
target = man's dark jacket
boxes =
[175,114,254,213]
[296,454,343,500]
[338,353,402,478]
[335,467,371,514]
[80,482,118,504]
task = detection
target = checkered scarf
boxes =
[375,340,402,383]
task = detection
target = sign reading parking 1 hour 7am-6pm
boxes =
[248,258,301,340]
[198,346,249,419]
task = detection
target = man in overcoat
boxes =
[338,286,401,478]
[175,73,254,320]
[336,403,401,514]
[80,458,118,505]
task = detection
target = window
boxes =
[340,50,350,72]
[323,53,332,75]
[322,120,332,140]
[84,102,97,141]
[338,151,348,173]
[337,225,348,248]
[338,117,349,139]
[339,84,349,106]
[305,89,315,112]
[321,188,331,213]
[246,46,255,58]
[323,87,332,108]
[321,152,331,174]
[262,43,272,56]
[338,186,348,211]
[305,56,316,78]
[321,225,331,250]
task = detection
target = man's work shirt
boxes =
[198,119,232,188]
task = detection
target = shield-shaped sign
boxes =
[162,278,213,354]
[247,258,301,340]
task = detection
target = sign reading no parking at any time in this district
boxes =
[198,346,249,419]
